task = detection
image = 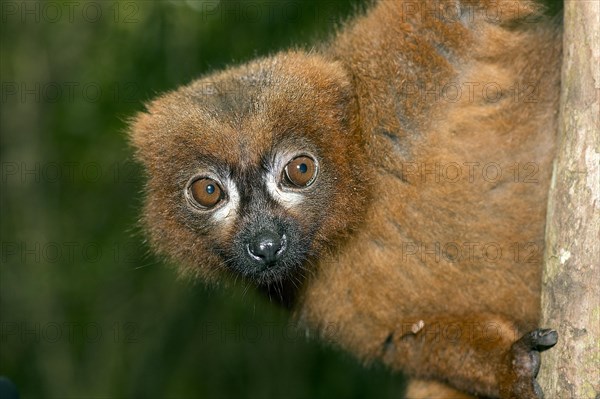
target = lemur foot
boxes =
[501,328,558,399]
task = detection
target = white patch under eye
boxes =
[211,178,239,224]
[265,152,310,208]
[266,172,304,208]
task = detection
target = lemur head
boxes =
[130,51,369,287]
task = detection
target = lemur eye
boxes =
[284,156,317,187]
[189,178,223,209]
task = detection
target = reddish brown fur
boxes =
[130,0,562,397]
[131,55,370,282]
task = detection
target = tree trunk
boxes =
[539,1,600,398]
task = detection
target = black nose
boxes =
[248,231,284,265]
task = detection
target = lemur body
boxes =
[130,1,562,397]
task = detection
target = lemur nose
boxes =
[248,231,284,265]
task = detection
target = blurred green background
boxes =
[1,0,407,397]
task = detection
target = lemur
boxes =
[129,1,562,397]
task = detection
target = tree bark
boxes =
[539,1,600,398]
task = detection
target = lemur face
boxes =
[180,137,323,284]
[130,52,369,286]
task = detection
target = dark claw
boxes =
[507,329,558,398]
[516,329,558,351]
[533,329,558,349]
